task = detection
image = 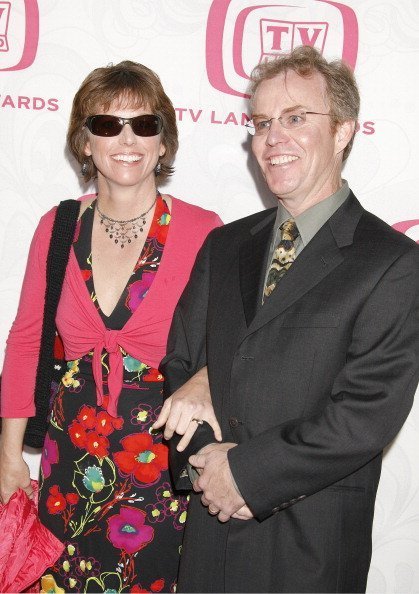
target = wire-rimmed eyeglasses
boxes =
[245,111,332,136]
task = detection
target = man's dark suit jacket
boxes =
[161,192,419,593]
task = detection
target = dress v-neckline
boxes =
[74,195,169,326]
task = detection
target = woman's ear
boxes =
[84,141,92,157]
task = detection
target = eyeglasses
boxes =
[245,111,331,136]
[85,114,163,137]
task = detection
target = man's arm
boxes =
[161,233,212,392]
[160,232,221,489]
[227,245,419,520]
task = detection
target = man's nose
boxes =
[266,119,290,145]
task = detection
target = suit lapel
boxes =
[244,223,343,337]
[239,210,276,326]
[237,191,364,340]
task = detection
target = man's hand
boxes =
[231,504,254,520]
[189,443,253,522]
[153,366,222,451]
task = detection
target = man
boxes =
[161,46,419,593]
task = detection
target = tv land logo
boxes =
[206,0,358,98]
[0,0,39,71]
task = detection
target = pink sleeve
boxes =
[210,213,223,230]
[0,208,56,417]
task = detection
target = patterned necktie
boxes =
[264,219,299,299]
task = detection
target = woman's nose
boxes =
[119,122,136,145]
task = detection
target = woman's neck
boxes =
[96,177,158,219]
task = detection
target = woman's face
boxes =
[84,101,166,194]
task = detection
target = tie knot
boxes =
[280,219,298,241]
[104,329,119,353]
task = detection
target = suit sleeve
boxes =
[228,245,419,520]
[160,231,218,489]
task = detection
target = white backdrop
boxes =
[1,1,418,591]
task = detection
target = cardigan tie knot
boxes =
[104,329,120,353]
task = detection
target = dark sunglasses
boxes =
[85,114,163,137]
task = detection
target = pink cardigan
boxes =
[1,196,222,418]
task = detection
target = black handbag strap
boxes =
[24,199,80,447]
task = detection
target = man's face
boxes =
[251,70,346,212]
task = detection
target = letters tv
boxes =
[260,19,328,59]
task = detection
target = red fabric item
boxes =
[0,480,64,593]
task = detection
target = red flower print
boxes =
[81,269,92,281]
[155,219,169,244]
[149,210,170,244]
[46,485,67,514]
[151,579,165,592]
[65,492,80,505]
[96,411,115,436]
[130,587,149,593]
[96,410,124,436]
[113,416,124,430]
[77,404,97,429]
[142,368,164,383]
[113,433,168,485]
[85,431,110,458]
[69,421,87,448]
[53,334,65,359]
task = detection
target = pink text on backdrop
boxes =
[259,19,328,60]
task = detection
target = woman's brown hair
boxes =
[67,60,178,182]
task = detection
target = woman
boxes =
[0,61,221,593]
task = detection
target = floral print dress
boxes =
[38,195,187,594]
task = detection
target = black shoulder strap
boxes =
[24,199,81,448]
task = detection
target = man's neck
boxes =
[278,173,343,217]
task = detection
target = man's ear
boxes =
[335,120,356,155]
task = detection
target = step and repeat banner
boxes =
[1,1,418,591]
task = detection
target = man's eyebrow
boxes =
[281,104,306,114]
[251,105,307,119]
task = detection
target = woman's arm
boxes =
[0,418,33,503]
[153,366,221,451]
[0,210,56,502]
[1,209,54,418]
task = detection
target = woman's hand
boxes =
[0,417,32,504]
[153,366,222,451]
[0,454,32,504]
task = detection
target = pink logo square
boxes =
[0,0,39,71]
[206,0,358,98]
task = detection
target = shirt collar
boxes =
[274,180,350,248]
